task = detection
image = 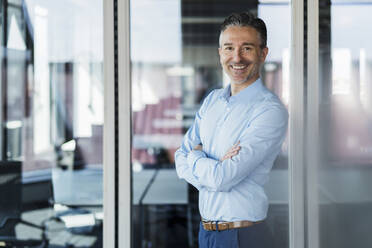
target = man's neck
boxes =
[230,76,259,96]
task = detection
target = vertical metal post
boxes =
[1,0,8,160]
[289,0,305,247]
[104,0,117,247]
[118,0,132,247]
[307,0,320,247]
[0,1,3,160]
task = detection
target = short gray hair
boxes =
[220,12,267,48]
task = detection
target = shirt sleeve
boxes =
[188,104,288,192]
[174,91,214,190]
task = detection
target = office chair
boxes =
[0,160,48,247]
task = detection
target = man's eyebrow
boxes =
[222,42,256,46]
[242,42,255,46]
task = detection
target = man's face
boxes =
[218,26,268,85]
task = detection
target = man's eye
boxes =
[225,47,233,51]
[243,47,252,51]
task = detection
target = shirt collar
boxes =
[219,78,263,103]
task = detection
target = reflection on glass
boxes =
[0,0,103,246]
[131,1,290,247]
[317,1,372,247]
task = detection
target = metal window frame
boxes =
[103,0,117,247]
[306,0,320,248]
[104,0,132,247]
[117,0,132,247]
[289,0,306,248]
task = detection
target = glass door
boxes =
[307,1,372,247]
[129,1,292,247]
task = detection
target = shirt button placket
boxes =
[224,104,231,121]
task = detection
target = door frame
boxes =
[108,0,311,247]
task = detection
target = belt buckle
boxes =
[218,222,229,231]
[203,222,213,231]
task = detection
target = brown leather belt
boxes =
[202,220,263,231]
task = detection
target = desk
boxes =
[133,169,188,205]
[52,167,103,206]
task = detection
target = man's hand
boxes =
[193,144,203,151]
[220,141,241,161]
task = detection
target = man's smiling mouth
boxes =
[230,64,249,71]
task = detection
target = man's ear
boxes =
[260,47,268,62]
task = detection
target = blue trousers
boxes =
[199,221,275,248]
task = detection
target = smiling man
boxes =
[175,12,288,248]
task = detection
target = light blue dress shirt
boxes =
[175,78,288,222]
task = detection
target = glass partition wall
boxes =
[313,1,372,247]
[130,1,291,247]
[0,0,104,246]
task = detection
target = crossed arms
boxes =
[174,103,288,192]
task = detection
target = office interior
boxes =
[0,0,372,247]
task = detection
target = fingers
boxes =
[223,149,240,159]
[230,145,241,152]
[221,152,238,161]
[220,141,241,161]
[226,143,241,154]
[222,149,240,160]
[229,141,240,151]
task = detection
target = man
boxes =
[175,12,288,248]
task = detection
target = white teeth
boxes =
[231,65,247,69]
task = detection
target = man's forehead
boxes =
[219,26,261,46]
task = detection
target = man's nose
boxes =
[232,49,243,62]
